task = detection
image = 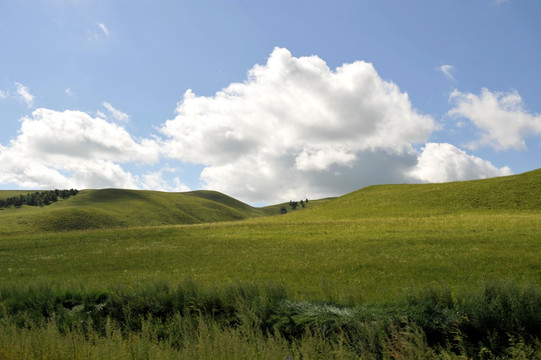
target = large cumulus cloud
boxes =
[160,48,509,203]
[0,49,517,203]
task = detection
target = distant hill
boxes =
[1,168,540,234]
[0,188,265,234]
[293,168,541,220]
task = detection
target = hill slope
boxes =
[0,189,265,234]
[1,168,540,234]
[286,168,541,220]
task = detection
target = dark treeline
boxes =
[0,189,79,209]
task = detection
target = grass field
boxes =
[1,209,539,302]
[1,169,540,358]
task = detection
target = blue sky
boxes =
[1,0,540,204]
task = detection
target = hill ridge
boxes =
[1,168,540,234]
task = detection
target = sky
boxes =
[1,0,540,205]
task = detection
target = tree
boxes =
[14,196,23,207]
[27,193,38,206]
[0,189,78,209]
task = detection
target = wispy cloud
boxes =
[88,23,111,41]
[15,82,34,108]
[103,102,130,122]
[438,64,455,81]
[0,90,9,99]
[65,88,73,97]
[98,23,110,36]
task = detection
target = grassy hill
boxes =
[0,169,539,293]
[259,197,337,215]
[4,168,538,235]
[287,168,541,221]
[0,188,265,235]
[0,169,540,297]
[0,190,41,198]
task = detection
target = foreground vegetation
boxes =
[1,279,541,359]
[0,169,540,358]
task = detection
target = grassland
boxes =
[0,188,269,235]
[1,210,539,303]
[1,169,540,358]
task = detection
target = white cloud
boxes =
[1,49,518,203]
[295,147,357,171]
[65,88,73,97]
[158,48,517,203]
[98,23,110,36]
[140,168,190,192]
[15,82,34,108]
[0,144,75,189]
[0,108,159,190]
[0,90,9,98]
[438,65,455,81]
[160,47,440,203]
[72,160,138,189]
[102,102,130,122]
[87,23,110,42]
[410,143,512,183]
[448,88,541,150]
[16,108,155,162]
[198,148,422,203]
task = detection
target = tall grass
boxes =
[1,279,541,359]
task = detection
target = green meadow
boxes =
[1,169,541,358]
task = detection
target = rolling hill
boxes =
[288,168,541,220]
[1,168,540,235]
[0,188,266,235]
